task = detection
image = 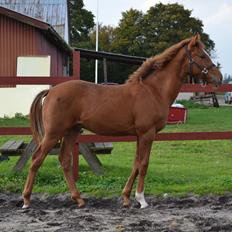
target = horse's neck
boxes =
[146,48,187,106]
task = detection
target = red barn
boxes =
[0,6,71,77]
[0,6,72,116]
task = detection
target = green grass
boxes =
[0,106,232,197]
[0,113,29,127]
[164,106,232,132]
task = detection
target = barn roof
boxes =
[0,0,69,42]
[0,6,72,53]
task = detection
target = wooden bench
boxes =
[191,92,219,107]
[0,140,25,155]
[0,140,113,175]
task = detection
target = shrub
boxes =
[176,100,208,109]
[14,113,28,120]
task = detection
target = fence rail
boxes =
[0,128,232,141]
[0,77,231,92]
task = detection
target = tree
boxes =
[111,9,144,56]
[142,3,215,56]
[89,24,115,51]
[68,0,95,80]
[68,0,94,47]
[112,3,215,58]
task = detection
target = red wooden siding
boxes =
[0,14,35,77]
[35,29,68,76]
[0,13,69,82]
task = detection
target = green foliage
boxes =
[68,0,95,79]
[68,0,94,46]
[90,24,115,51]
[112,3,215,57]
[142,3,214,56]
[14,113,28,120]
[176,100,208,109]
[0,114,29,127]
[111,9,144,56]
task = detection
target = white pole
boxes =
[95,0,99,84]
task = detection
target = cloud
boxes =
[204,3,232,27]
[141,0,170,11]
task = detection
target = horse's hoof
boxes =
[71,195,85,208]
[22,204,29,209]
[135,191,149,209]
[122,198,131,208]
[77,199,85,208]
[140,202,149,209]
[123,202,131,208]
[22,197,30,209]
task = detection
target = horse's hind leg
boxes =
[59,127,85,208]
[22,135,58,208]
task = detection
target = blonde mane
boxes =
[127,38,192,83]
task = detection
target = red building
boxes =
[0,6,73,116]
[0,6,72,77]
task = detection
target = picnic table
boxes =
[0,139,113,175]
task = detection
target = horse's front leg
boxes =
[122,139,139,207]
[135,128,155,209]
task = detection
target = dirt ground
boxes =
[1,193,232,232]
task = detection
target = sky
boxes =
[84,0,232,76]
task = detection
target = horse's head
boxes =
[185,34,222,86]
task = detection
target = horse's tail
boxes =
[30,89,49,144]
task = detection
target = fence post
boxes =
[73,50,80,80]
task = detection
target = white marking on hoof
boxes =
[135,191,148,209]
[22,204,29,209]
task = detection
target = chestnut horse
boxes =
[22,35,222,209]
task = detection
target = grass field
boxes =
[0,105,232,197]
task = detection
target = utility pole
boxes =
[95,0,99,84]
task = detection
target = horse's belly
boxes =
[82,118,136,136]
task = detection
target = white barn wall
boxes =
[0,86,46,117]
[177,92,193,100]
[0,56,50,117]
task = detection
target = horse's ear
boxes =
[188,34,200,50]
[196,33,201,40]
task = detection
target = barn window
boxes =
[17,56,51,77]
